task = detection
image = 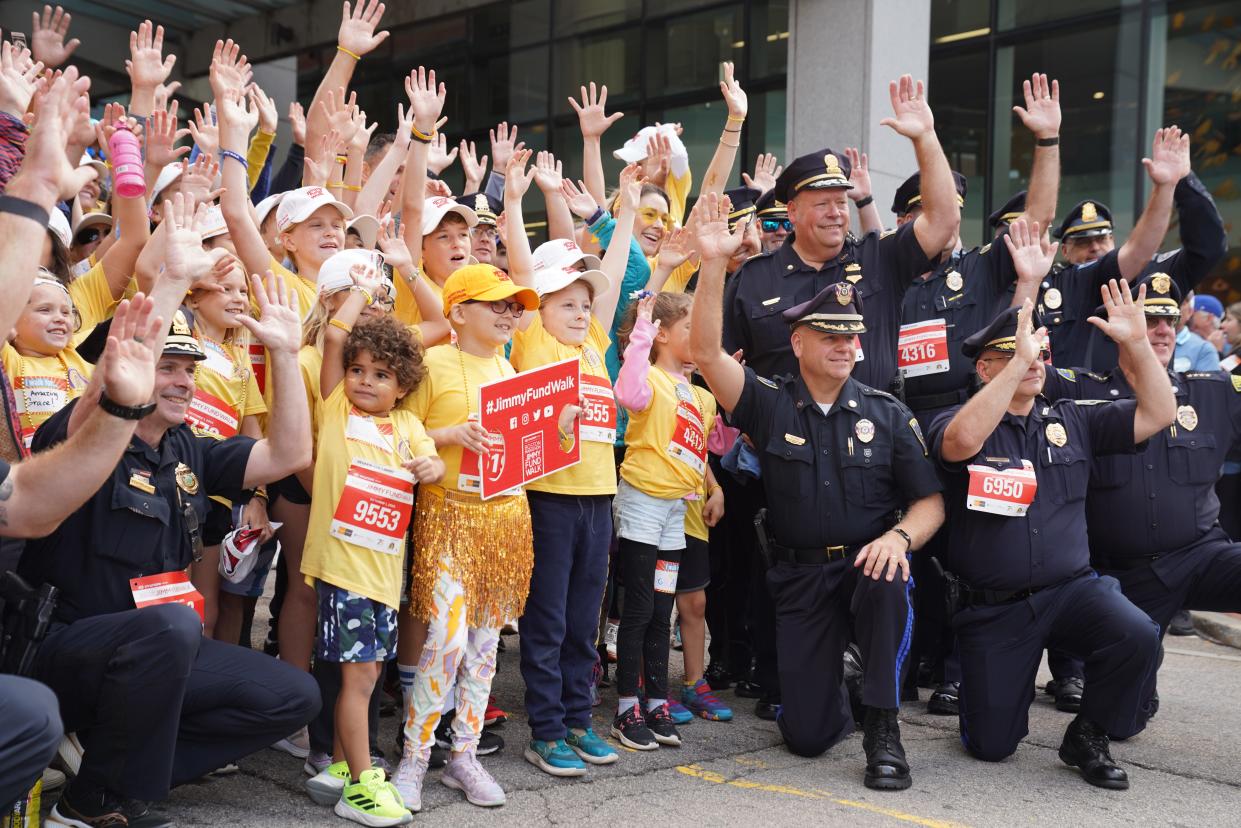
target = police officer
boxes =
[988,191,1027,236]
[21,276,319,827]
[927,286,1173,789]
[755,190,789,252]
[1037,126,1221,369]
[1040,273,1241,727]
[691,192,945,790]
[458,191,503,266]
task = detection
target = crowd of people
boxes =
[0,2,1237,825]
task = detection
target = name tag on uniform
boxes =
[966,460,1038,517]
[784,433,805,445]
[762,296,782,306]
[130,571,205,624]
[898,319,950,377]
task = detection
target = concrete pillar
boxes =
[786,0,930,226]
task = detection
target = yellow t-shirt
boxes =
[620,367,717,500]
[407,343,515,497]
[2,345,92,449]
[252,256,317,410]
[393,272,443,328]
[301,383,437,607]
[186,336,266,441]
[685,494,708,542]
[68,260,119,345]
[511,315,618,496]
[298,344,325,455]
[658,260,699,294]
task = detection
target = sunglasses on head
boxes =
[760,218,793,233]
[465,298,525,317]
[637,207,674,231]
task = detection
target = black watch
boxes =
[891,527,913,551]
[98,391,157,420]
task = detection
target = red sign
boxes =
[898,319,950,377]
[477,358,581,499]
[129,571,205,623]
[329,458,415,555]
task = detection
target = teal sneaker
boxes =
[523,739,587,777]
[566,727,619,765]
[681,679,734,722]
[667,699,694,725]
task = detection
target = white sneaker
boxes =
[272,726,310,759]
[390,742,429,813]
[56,733,84,776]
[41,766,67,793]
[305,759,350,806]
[604,621,618,661]
[441,751,506,807]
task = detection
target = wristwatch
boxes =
[98,390,157,420]
[891,527,913,551]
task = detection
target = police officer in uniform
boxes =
[1036,126,1221,369]
[458,191,503,267]
[1040,273,1241,727]
[988,191,1027,236]
[927,286,1173,789]
[21,280,319,826]
[754,190,790,252]
[691,192,944,790]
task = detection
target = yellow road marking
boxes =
[676,765,969,828]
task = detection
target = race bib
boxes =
[458,428,520,496]
[580,378,617,444]
[249,343,267,395]
[668,400,707,474]
[898,319,950,377]
[854,335,864,362]
[186,388,240,438]
[130,571,205,623]
[966,460,1038,517]
[330,458,415,555]
[654,559,680,594]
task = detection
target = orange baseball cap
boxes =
[441,264,539,317]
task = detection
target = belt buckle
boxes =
[825,544,845,561]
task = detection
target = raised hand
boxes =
[656,226,695,271]
[12,66,94,205]
[460,139,489,190]
[236,271,302,355]
[1143,126,1191,186]
[348,259,384,293]
[128,20,177,92]
[304,130,345,187]
[248,84,279,134]
[1012,72,1060,140]
[162,194,216,284]
[153,80,181,113]
[337,0,390,58]
[1003,218,1056,284]
[559,178,599,221]
[568,82,623,139]
[32,5,79,69]
[742,152,781,193]
[404,66,445,135]
[490,121,524,172]
[880,74,935,140]
[719,61,747,120]
[639,132,671,188]
[426,132,458,175]
[288,101,307,146]
[0,40,44,117]
[505,148,536,198]
[843,147,872,201]
[187,102,223,155]
[99,293,162,407]
[349,110,378,154]
[318,88,361,147]
[533,150,562,193]
[1012,298,1047,369]
[616,162,642,214]
[376,217,414,273]
[179,153,223,208]
[692,191,746,263]
[93,102,139,152]
[635,292,658,327]
[1087,279,1147,347]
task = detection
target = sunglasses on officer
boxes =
[760,218,793,234]
[463,298,525,318]
[637,207,675,231]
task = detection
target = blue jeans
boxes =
[519,492,612,741]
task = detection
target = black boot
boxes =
[926,681,959,716]
[862,707,911,791]
[1059,715,1129,790]
[704,661,732,691]
[1045,676,1084,713]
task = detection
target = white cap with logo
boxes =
[420,196,477,235]
[277,186,353,232]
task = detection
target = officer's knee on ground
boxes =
[961,726,1020,763]
[779,717,832,758]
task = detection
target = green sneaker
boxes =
[306,760,351,806]
[334,767,413,826]
[566,727,619,765]
[524,739,587,777]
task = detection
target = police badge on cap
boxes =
[773,148,854,203]
[782,283,866,335]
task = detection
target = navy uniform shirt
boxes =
[728,368,941,549]
[1029,252,1123,370]
[19,400,255,624]
[927,395,1138,590]
[900,240,1017,411]
[1043,367,1241,559]
[723,221,933,391]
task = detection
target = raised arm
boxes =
[1005,219,1057,309]
[594,164,642,326]
[697,62,747,199]
[501,149,537,293]
[377,218,449,345]
[93,106,151,298]
[31,5,79,71]
[124,19,175,118]
[321,260,383,397]
[881,75,959,259]
[305,0,388,153]
[534,151,575,242]
[356,104,412,217]
[844,147,882,235]
[689,192,748,411]
[1118,127,1191,280]
[569,83,624,206]
[214,43,271,277]
[398,67,446,259]
[1011,73,1061,229]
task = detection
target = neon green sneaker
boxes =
[306,760,351,806]
[334,767,413,826]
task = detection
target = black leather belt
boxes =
[905,387,969,413]
[960,582,1054,607]
[1094,554,1159,572]
[769,542,857,565]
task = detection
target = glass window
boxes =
[470,0,550,53]
[553,0,641,36]
[552,27,642,116]
[992,15,1143,240]
[646,5,745,98]
[469,46,550,131]
[747,87,787,169]
[1150,0,1241,293]
[750,0,790,79]
[996,0,1137,31]
[929,49,989,247]
[931,0,989,43]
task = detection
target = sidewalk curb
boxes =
[1191,611,1241,650]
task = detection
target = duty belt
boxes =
[769,542,858,566]
[905,387,970,413]
[959,581,1055,607]
[1093,554,1159,572]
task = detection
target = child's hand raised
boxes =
[636,292,658,328]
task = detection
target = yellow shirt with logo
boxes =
[620,367,717,500]
[406,343,515,497]
[250,256,317,410]
[511,315,617,496]
[302,383,437,607]
[187,336,266,441]
[2,345,92,449]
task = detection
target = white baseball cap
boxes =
[47,208,71,248]
[277,186,353,233]
[613,124,690,176]
[151,162,184,202]
[347,214,380,249]
[71,211,113,238]
[78,152,108,182]
[199,204,229,240]
[316,249,385,296]
[531,238,602,273]
[420,196,477,235]
[532,262,609,299]
[255,192,285,227]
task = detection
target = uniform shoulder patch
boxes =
[880,229,896,239]
[1055,368,1077,382]
[908,417,928,456]
[1073,399,1107,405]
[1083,371,1109,382]
[860,386,896,401]
[1232,374,1241,393]
[1184,371,1225,382]
[977,242,992,255]
[1155,249,1180,263]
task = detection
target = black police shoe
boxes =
[862,707,911,791]
[121,800,174,828]
[1168,609,1196,636]
[734,678,765,699]
[754,696,780,721]
[1059,715,1129,790]
[926,681,960,716]
[1045,676,1084,712]
[704,662,733,691]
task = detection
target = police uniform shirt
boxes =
[1134,173,1227,298]
[926,396,1138,590]
[722,221,933,390]
[900,240,1018,409]
[1030,251,1123,370]
[728,368,941,549]
[1044,367,1241,560]
[18,400,255,624]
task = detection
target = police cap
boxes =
[781,282,866,335]
[457,192,502,227]
[773,148,853,204]
[988,191,1027,229]
[1054,199,1114,241]
[723,185,761,228]
[755,189,787,220]
[891,171,967,216]
[961,305,1043,360]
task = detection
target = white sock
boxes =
[398,663,416,717]
[646,698,666,712]
[618,696,639,715]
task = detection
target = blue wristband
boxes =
[586,207,605,226]
[221,149,248,170]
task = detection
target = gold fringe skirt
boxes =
[409,486,534,627]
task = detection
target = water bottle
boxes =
[108,126,145,198]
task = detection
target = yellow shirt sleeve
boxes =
[246,131,275,192]
[665,168,692,227]
[68,260,119,344]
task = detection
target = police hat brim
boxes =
[163,336,208,361]
[792,317,866,336]
[1060,227,1113,241]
